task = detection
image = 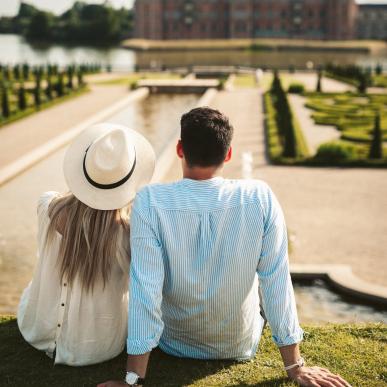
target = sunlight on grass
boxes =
[233,74,256,88]
[1,317,386,386]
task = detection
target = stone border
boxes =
[291,264,387,307]
[0,88,150,187]
[152,88,218,183]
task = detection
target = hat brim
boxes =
[63,123,156,210]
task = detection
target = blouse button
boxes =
[61,303,65,307]
[63,283,67,287]
[57,324,61,327]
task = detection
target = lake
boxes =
[1,33,386,70]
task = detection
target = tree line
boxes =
[0,2,134,44]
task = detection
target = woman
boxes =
[17,123,155,366]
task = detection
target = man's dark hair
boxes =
[180,107,234,167]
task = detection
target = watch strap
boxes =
[135,377,146,386]
[284,357,305,371]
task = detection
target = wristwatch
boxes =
[125,371,146,386]
[284,357,305,371]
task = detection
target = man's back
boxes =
[127,177,302,360]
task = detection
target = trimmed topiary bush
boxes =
[18,84,27,110]
[315,142,357,162]
[288,83,305,94]
[369,113,383,159]
[1,86,10,118]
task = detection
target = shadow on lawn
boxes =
[1,318,289,387]
[1,318,293,386]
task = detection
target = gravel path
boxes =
[288,94,341,155]
[282,72,355,93]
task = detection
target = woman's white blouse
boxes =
[17,191,130,366]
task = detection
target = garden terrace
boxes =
[305,93,387,145]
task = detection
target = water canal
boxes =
[1,33,387,70]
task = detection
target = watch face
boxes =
[125,372,139,385]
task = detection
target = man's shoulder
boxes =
[223,178,272,199]
[133,181,181,210]
[134,179,272,209]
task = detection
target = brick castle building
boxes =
[357,4,387,40]
[134,0,359,41]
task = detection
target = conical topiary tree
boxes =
[13,65,21,81]
[33,86,41,108]
[270,72,297,158]
[358,73,368,94]
[316,70,322,93]
[18,83,27,110]
[56,72,64,97]
[34,73,41,108]
[369,113,383,159]
[22,63,29,80]
[77,70,84,88]
[45,76,53,100]
[66,66,74,90]
[1,86,10,118]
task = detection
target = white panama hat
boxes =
[63,123,156,210]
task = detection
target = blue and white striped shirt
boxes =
[127,177,303,360]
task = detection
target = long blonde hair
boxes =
[45,193,130,292]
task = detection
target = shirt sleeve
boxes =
[127,191,165,355]
[257,185,303,347]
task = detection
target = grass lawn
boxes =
[233,74,256,88]
[305,93,387,144]
[1,317,386,386]
[373,75,387,88]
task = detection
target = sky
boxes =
[0,0,386,17]
[0,0,134,17]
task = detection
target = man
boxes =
[99,108,351,387]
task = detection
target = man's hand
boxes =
[96,381,127,387]
[287,366,352,387]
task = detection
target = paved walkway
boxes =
[0,84,129,168]
[211,89,267,174]
[281,72,355,93]
[288,94,341,155]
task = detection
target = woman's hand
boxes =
[287,366,352,387]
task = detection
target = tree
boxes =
[33,85,41,108]
[77,70,84,88]
[13,65,21,81]
[369,113,383,160]
[18,84,27,110]
[358,73,368,94]
[1,86,10,118]
[316,70,322,93]
[22,63,29,80]
[27,11,53,40]
[66,66,74,89]
[270,72,297,158]
[55,73,65,97]
[45,77,53,100]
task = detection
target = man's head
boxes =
[178,107,234,168]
